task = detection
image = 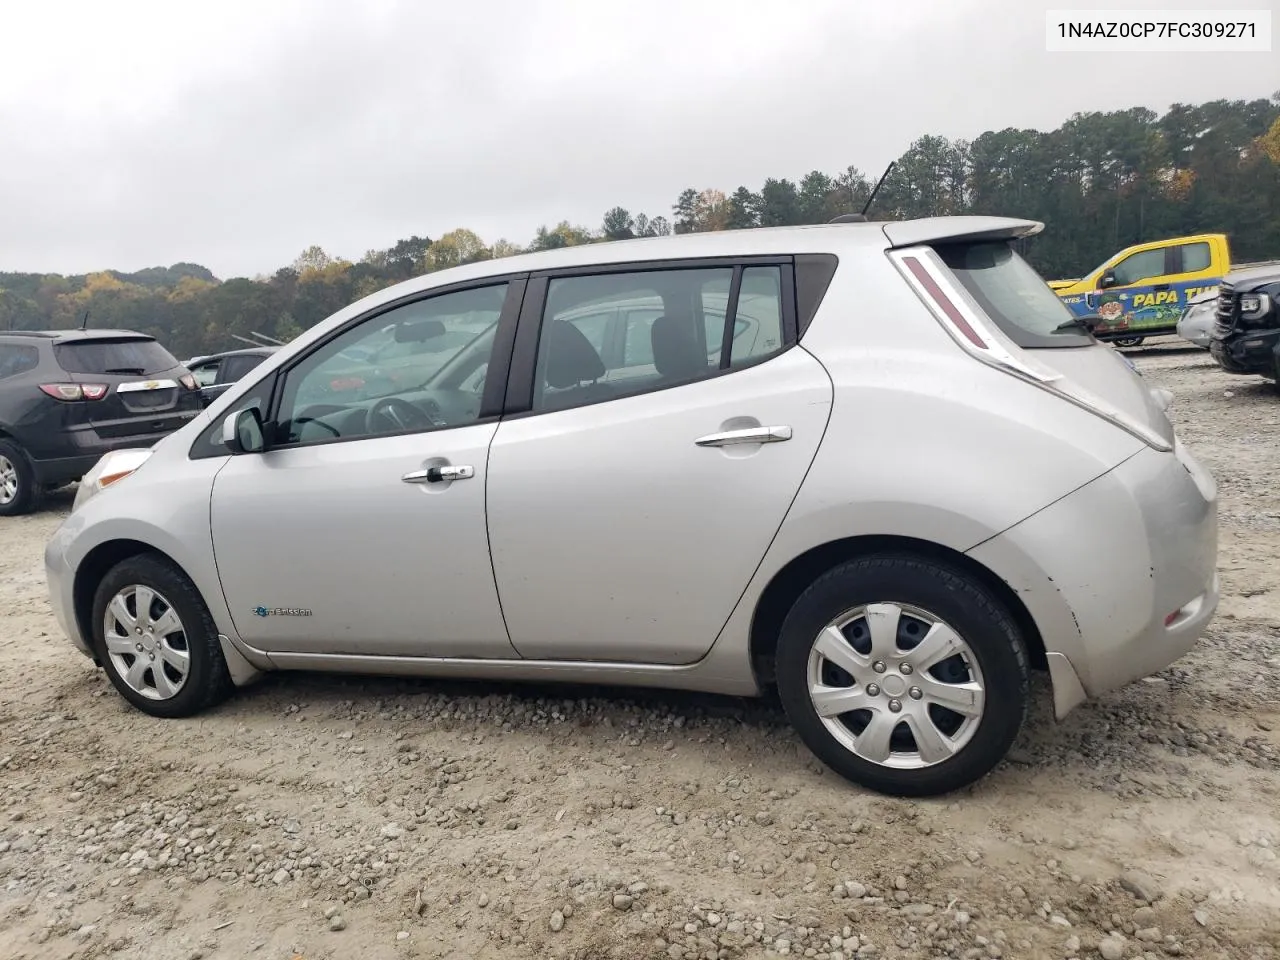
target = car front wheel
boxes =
[91,554,234,718]
[775,555,1030,797]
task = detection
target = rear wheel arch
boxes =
[749,535,1047,687]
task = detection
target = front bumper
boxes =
[970,440,1218,705]
[1209,327,1280,376]
[44,522,93,659]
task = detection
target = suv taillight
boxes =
[40,383,108,401]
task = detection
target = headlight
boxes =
[73,448,153,512]
[1240,293,1270,320]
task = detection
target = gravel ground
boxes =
[1,340,1278,960]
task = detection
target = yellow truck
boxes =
[1049,234,1230,346]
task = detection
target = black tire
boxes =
[91,554,234,718]
[775,555,1030,797]
[0,439,42,517]
[1112,336,1144,348]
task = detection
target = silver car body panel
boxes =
[43,216,1218,720]
[487,345,832,664]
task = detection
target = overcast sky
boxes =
[0,0,1273,279]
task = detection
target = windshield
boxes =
[934,241,1093,348]
[55,338,182,375]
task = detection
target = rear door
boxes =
[52,336,202,441]
[486,259,833,665]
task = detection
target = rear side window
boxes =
[0,344,39,379]
[934,242,1092,349]
[1179,242,1212,273]
[220,354,268,382]
[55,338,180,376]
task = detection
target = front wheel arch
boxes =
[73,540,182,658]
[749,535,1047,687]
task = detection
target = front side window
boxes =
[1110,248,1166,287]
[273,283,508,445]
[190,361,221,387]
[532,266,787,413]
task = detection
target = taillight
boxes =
[40,383,108,401]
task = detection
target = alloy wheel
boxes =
[0,455,18,505]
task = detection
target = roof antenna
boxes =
[828,161,896,224]
[79,310,90,330]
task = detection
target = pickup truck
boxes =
[1049,233,1280,347]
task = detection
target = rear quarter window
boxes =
[55,338,181,376]
[933,241,1094,349]
[0,344,40,379]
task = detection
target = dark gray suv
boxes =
[0,329,202,515]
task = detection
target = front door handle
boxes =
[695,425,792,447]
[402,465,475,484]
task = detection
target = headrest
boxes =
[544,320,606,389]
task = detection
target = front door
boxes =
[486,262,832,665]
[210,280,522,657]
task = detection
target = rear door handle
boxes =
[694,425,792,447]
[402,465,474,484]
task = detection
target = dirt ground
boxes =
[2,340,1278,960]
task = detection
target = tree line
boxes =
[3,94,1278,359]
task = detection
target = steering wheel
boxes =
[366,397,437,434]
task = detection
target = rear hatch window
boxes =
[54,338,182,376]
[933,242,1094,349]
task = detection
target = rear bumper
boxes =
[970,440,1218,709]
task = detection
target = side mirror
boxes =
[1098,270,1119,290]
[222,407,266,454]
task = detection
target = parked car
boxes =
[44,217,1219,797]
[184,346,278,407]
[1176,288,1219,349]
[0,329,201,515]
[1208,264,1280,390]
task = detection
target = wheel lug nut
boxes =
[909,687,923,700]
[865,683,880,697]
[149,654,155,661]
[900,663,913,675]
[888,699,902,713]
[135,628,143,636]
[872,661,886,674]
[135,643,143,652]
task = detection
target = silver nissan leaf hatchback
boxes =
[45,217,1218,797]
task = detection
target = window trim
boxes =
[503,256,798,419]
[187,273,528,458]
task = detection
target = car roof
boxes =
[345,217,1043,306]
[188,346,278,364]
[0,328,156,344]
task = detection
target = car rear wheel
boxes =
[1113,336,1145,348]
[91,554,234,718]
[775,555,1030,797]
[0,440,40,517]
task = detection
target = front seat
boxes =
[541,320,607,409]
[650,313,707,382]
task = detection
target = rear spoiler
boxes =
[882,217,1044,249]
